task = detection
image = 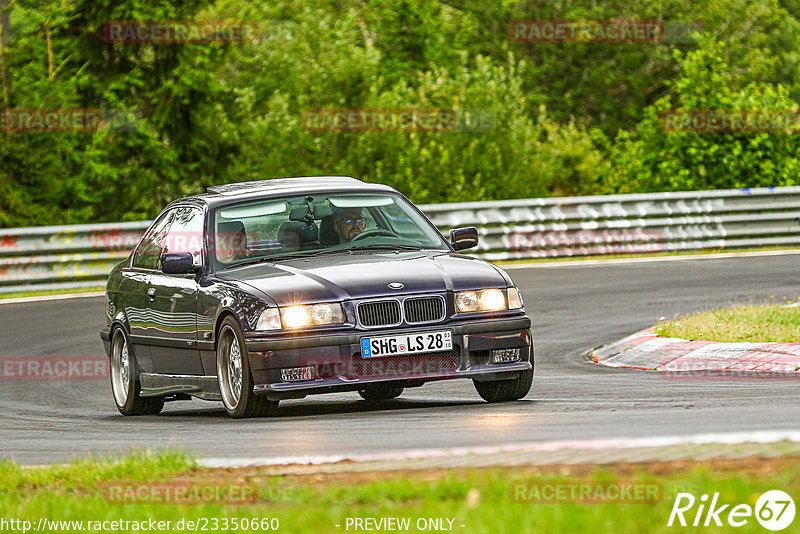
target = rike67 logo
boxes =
[668,490,795,531]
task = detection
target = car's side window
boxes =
[132,210,174,270]
[162,207,205,268]
[378,202,431,242]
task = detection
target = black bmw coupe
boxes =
[101,177,533,418]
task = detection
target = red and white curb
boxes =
[590,328,800,376]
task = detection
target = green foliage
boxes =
[605,37,800,193]
[2,449,800,534]
[2,0,800,227]
[204,3,608,204]
[0,0,234,226]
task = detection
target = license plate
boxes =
[280,366,314,382]
[361,330,452,358]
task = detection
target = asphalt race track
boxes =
[2,253,800,465]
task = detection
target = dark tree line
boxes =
[2,0,800,227]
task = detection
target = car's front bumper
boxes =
[244,316,533,400]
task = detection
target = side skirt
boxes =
[139,373,221,401]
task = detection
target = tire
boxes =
[216,316,279,418]
[358,385,404,401]
[110,327,164,415]
[473,368,533,403]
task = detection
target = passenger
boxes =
[217,222,252,262]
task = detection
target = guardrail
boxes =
[2,186,799,293]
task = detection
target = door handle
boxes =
[147,288,156,301]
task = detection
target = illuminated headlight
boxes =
[257,303,345,330]
[281,306,311,328]
[455,288,521,314]
[281,303,345,328]
[479,288,506,311]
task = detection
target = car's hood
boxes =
[215,251,509,305]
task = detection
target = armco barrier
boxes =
[1,186,799,293]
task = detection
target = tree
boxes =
[605,37,800,193]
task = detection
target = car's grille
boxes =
[358,300,402,327]
[404,296,444,324]
[350,349,460,378]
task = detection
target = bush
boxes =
[605,37,800,193]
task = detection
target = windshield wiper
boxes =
[268,248,356,262]
[223,244,425,269]
[346,244,424,252]
[224,248,352,268]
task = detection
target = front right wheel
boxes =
[473,368,533,403]
[216,316,279,418]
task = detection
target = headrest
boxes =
[278,221,318,245]
[314,204,333,219]
[218,220,246,235]
[318,215,338,245]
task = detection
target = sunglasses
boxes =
[342,217,365,225]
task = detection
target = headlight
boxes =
[282,306,311,328]
[455,288,521,313]
[256,308,281,331]
[507,287,523,309]
[311,303,342,324]
[454,291,480,313]
[479,288,506,311]
[280,303,345,328]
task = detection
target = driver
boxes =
[332,207,366,243]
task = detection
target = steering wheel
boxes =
[350,228,398,241]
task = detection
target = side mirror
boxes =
[450,227,479,251]
[161,253,196,274]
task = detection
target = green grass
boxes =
[2,451,799,533]
[492,245,800,266]
[655,298,800,342]
[0,286,105,300]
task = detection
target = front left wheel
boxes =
[110,328,164,415]
[216,316,279,418]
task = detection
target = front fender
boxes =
[198,278,275,347]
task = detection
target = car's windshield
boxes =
[212,192,448,269]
